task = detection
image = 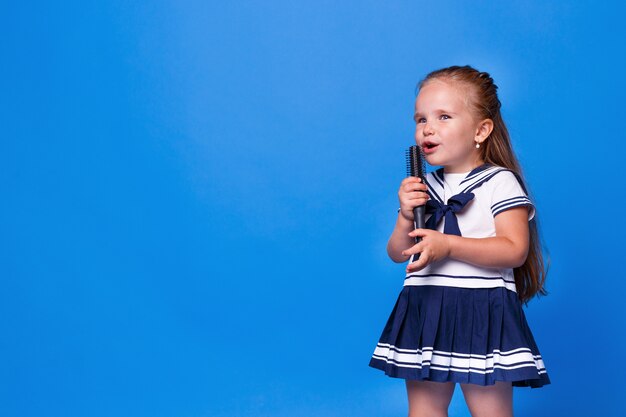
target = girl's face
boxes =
[414,80,485,173]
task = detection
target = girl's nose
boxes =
[423,121,434,136]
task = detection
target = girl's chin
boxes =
[424,154,442,166]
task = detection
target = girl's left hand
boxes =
[402,229,451,273]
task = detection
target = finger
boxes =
[406,253,429,272]
[401,192,428,202]
[412,196,430,205]
[401,200,429,211]
[404,192,429,202]
[408,187,428,196]
[401,242,423,257]
[408,228,431,238]
[401,193,428,204]
[402,177,420,186]
[402,177,426,187]
[404,182,428,193]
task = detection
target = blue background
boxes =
[2,1,625,416]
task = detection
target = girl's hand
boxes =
[402,229,451,272]
[398,177,429,221]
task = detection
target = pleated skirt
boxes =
[369,285,550,387]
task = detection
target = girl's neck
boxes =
[443,164,483,174]
[443,157,485,174]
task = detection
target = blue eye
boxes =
[440,114,451,120]
[416,117,426,124]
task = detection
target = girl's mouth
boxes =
[421,142,439,154]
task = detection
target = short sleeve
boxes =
[490,171,535,220]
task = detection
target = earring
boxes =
[475,142,480,149]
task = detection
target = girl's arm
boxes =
[403,207,530,272]
[387,212,416,263]
[388,176,429,263]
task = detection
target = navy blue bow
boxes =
[425,192,475,236]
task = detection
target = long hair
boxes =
[418,65,548,303]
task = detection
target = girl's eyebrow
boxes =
[414,109,456,118]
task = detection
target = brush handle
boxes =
[413,206,426,233]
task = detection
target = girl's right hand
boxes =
[398,177,429,221]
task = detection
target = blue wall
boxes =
[2,1,625,416]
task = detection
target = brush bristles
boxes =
[406,145,425,179]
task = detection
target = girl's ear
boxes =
[475,119,494,145]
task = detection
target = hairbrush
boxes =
[406,145,426,245]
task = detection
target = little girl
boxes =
[369,65,549,417]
